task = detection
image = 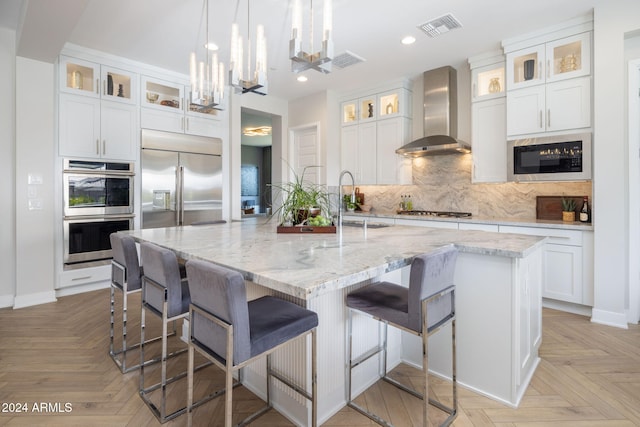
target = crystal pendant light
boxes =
[290,0,334,74]
[189,0,225,110]
[229,0,268,95]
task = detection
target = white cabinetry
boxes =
[469,52,507,183]
[340,122,377,184]
[58,56,138,161]
[395,218,458,230]
[502,16,592,138]
[340,85,412,185]
[500,225,592,306]
[57,265,110,290]
[505,32,591,90]
[472,97,507,182]
[140,75,222,138]
[506,76,590,135]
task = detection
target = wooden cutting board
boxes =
[536,196,585,220]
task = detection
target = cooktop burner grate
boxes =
[397,210,472,218]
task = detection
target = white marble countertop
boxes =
[346,211,594,231]
[124,220,546,300]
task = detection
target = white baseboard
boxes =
[13,290,57,309]
[0,294,15,308]
[542,298,592,317]
[591,308,629,329]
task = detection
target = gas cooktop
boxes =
[397,210,472,218]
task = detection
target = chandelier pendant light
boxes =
[189,0,225,110]
[290,0,334,74]
[230,0,268,95]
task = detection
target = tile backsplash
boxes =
[349,153,592,220]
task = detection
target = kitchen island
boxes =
[125,220,546,425]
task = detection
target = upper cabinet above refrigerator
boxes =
[59,55,138,105]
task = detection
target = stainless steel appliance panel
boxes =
[507,132,591,182]
[141,129,223,229]
[141,149,179,229]
[180,151,223,225]
[64,215,134,264]
[63,159,134,216]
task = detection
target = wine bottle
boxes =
[579,197,589,222]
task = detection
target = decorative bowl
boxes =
[146,92,159,103]
[358,204,372,212]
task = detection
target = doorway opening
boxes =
[240,109,273,216]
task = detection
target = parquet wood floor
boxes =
[0,289,638,426]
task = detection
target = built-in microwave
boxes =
[507,132,592,182]
[63,159,134,216]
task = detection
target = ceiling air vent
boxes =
[417,13,463,38]
[332,51,366,69]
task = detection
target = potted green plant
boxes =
[269,165,332,226]
[343,195,358,212]
[561,197,576,222]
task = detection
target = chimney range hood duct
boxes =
[396,66,471,157]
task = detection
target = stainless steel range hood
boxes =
[396,66,471,157]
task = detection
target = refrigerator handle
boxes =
[176,166,184,226]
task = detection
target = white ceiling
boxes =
[2,0,606,102]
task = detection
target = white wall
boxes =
[13,56,56,308]
[0,28,16,307]
[592,0,640,327]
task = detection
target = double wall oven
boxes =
[63,159,134,265]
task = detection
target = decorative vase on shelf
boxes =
[488,77,501,93]
[107,74,114,95]
[117,84,124,97]
[523,59,535,81]
[386,102,394,114]
[71,70,83,90]
[367,103,373,118]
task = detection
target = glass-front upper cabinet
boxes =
[378,88,410,118]
[545,32,591,83]
[141,75,184,112]
[472,63,505,101]
[358,96,377,122]
[506,32,591,90]
[341,100,357,125]
[100,66,137,104]
[60,56,100,98]
[506,45,545,90]
[59,56,137,105]
[341,96,376,125]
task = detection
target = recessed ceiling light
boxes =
[401,36,416,45]
[205,42,219,51]
[297,75,308,82]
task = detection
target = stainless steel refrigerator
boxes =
[141,129,223,229]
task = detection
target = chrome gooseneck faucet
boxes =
[338,170,356,228]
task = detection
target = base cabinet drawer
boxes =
[58,265,110,289]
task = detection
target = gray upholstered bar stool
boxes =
[185,259,319,427]
[110,232,164,373]
[138,242,213,423]
[346,245,458,427]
